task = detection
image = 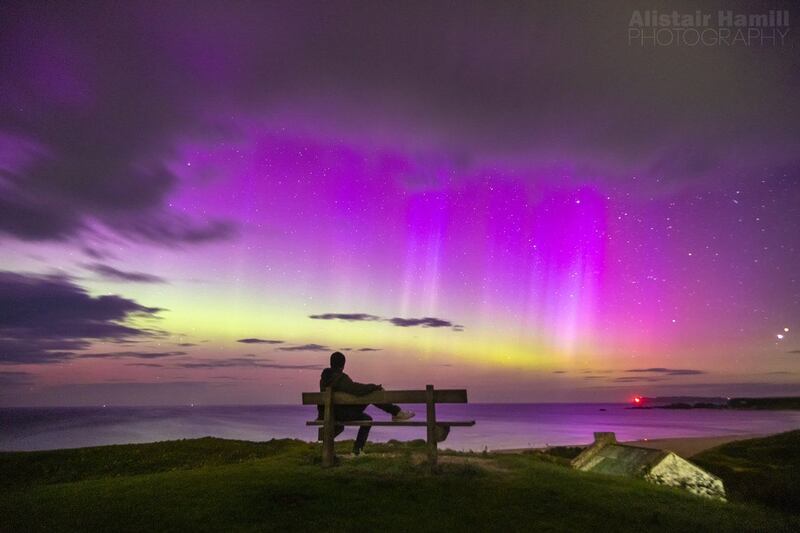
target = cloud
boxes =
[625,368,705,376]
[552,370,567,374]
[310,312,463,331]
[357,347,381,352]
[787,350,800,354]
[309,313,380,322]
[125,363,165,368]
[174,357,322,370]
[612,376,669,383]
[0,271,162,364]
[237,338,284,344]
[176,342,197,347]
[114,216,237,245]
[82,247,111,260]
[0,0,796,253]
[0,3,238,246]
[79,351,186,359]
[278,344,330,352]
[85,263,166,283]
[0,338,86,365]
[388,317,453,328]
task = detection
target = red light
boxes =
[634,397,641,404]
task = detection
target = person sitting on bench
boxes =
[319,351,415,455]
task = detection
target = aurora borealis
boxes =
[1,1,798,405]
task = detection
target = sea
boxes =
[2,403,799,452]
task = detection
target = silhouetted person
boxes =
[318,351,414,455]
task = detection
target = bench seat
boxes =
[305,420,475,427]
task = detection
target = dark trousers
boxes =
[335,403,400,452]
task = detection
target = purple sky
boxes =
[1,1,799,406]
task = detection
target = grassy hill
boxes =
[693,429,800,513]
[1,437,798,532]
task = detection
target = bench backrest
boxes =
[302,388,468,406]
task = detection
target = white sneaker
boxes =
[392,409,416,421]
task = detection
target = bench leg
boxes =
[426,384,437,468]
[322,387,335,467]
[322,429,334,467]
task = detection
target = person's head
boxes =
[330,351,346,370]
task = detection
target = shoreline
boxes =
[492,432,767,458]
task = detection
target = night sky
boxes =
[1,1,798,405]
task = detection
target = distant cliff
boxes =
[727,397,800,410]
[645,396,800,410]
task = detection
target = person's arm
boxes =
[334,372,380,396]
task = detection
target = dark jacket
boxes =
[317,367,380,419]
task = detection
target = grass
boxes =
[693,430,800,513]
[1,436,798,532]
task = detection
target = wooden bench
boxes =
[302,384,475,467]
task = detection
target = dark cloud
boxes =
[625,368,705,376]
[114,216,237,245]
[278,343,330,352]
[125,363,164,368]
[0,193,81,241]
[174,357,322,370]
[612,376,669,383]
[176,342,197,347]
[237,338,284,344]
[82,247,111,260]
[0,0,796,251]
[0,271,162,364]
[0,1,239,245]
[0,338,85,365]
[85,263,166,283]
[389,317,453,328]
[552,370,567,374]
[309,313,381,322]
[310,312,462,330]
[357,347,381,352]
[42,380,236,397]
[79,351,186,359]
[0,370,33,386]
[787,350,800,354]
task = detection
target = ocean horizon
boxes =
[3,403,799,453]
